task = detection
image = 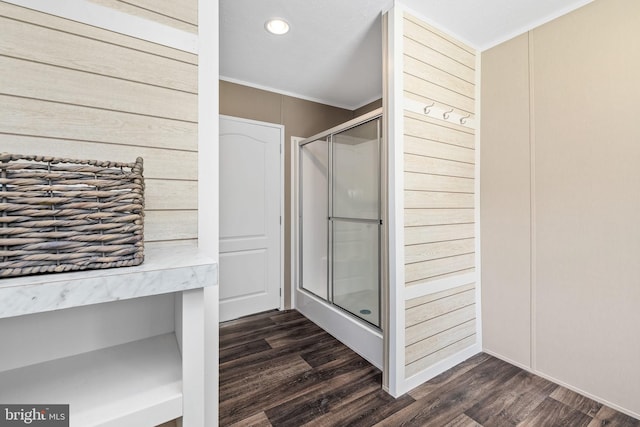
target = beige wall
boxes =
[219,80,357,307]
[480,33,532,367]
[481,0,640,416]
[354,98,383,117]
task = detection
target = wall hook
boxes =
[443,108,454,120]
[460,114,471,125]
[423,102,435,115]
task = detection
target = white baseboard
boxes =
[400,342,482,396]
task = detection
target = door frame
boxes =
[219,115,285,313]
[290,136,305,311]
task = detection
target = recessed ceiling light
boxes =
[265,18,290,35]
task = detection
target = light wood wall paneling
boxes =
[404,153,475,179]
[0,3,199,245]
[88,0,197,33]
[403,37,475,83]
[400,11,477,383]
[404,56,474,99]
[145,210,198,241]
[406,288,476,326]
[0,18,197,93]
[405,283,475,309]
[404,224,475,246]
[405,208,474,226]
[404,135,475,164]
[420,268,475,284]
[405,191,474,209]
[405,239,475,264]
[0,2,197,64]
[408,308,476,347]
[404,172,474,193]
[0,135,197,181]
[405,254,475,284]
[405,113,475,149]
[404,153,474,178]
[145,179,198,211]
[0,96,197,150]
[145,240,198,250]
[405,335,476,378]
[404,78,475,114]
[403,16,475,69]
[1,57,197,122]
[123,0,197,25]
[406,320,476,365]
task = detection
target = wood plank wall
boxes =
[402,13,478,378]
[88,0,197,33]
[0,1,198,246]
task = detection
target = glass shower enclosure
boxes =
[299,114,381,328]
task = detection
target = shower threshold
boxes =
[295,288,383,369]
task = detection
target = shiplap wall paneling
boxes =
[404,224,475,246]
[401,12,478,378]
[0,1,197,63]
[405,283,477,377]
[0,136,197,180]
[405,154,475,178]
[1,57,196,121]
[402,13,476,284]
[403,14,476,122]
[0,3,198,245]
[1,19,197,92]
[405,112,474,148]
[88,0,197,33]
[405,254,475,285]
[405,208,474,231]
[403,16,475,68]
[404,134,475,164]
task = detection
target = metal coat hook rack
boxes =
[404,97,476,130]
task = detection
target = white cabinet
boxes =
[0,245,218,427]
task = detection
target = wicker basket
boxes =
[0,153,144,278]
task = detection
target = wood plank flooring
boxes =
[219,310,639,427]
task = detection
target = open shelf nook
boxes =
[0,245,217,427]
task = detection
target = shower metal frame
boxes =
[298,110,383,330]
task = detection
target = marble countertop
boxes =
[0,244,218,319]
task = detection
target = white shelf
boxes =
[0,244,216,425]
[0,245,218,319]
[0,333,182,427]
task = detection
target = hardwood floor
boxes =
[219,310,639,427]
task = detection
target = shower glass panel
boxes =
[300,138,329,300]
[332,120,380,220]
[331,119,381,327]
[332,220,380,326]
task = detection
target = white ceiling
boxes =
[219,0,594,110]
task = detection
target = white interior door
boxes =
[219,116,282,321]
